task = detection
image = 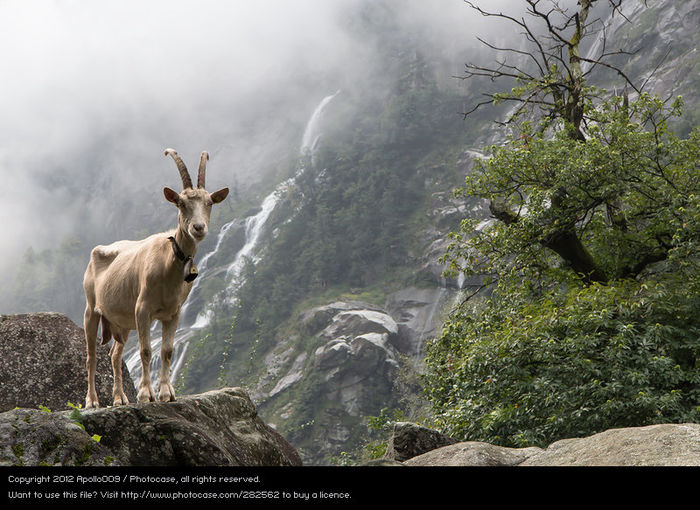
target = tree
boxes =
[424,0,700,447]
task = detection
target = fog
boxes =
[0,0,527,310]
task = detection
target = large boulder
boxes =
[383,422,458,462]
[0,312,137,413]
[0,387,302,466]
[400,423,700,466]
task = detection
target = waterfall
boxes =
[415,286,448,360]
[125,91,340,388]
[301,90,340,156]
[583,2,642,74]
[225,185,288,284]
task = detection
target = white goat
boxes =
[83,149,229,407]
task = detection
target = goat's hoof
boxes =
[159,384,177,402]
[85,396,99,409]
[137,388,157,403]
[112,395,129,406]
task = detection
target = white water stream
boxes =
[125,91,340,386]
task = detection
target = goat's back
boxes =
[84,233,175,329]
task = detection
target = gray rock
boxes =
[384,422,459,462]
[1,387,302,466]
[0,312,137,413]
[404,423,700,467]
[521,423,700,466]
[404,441,541,466]
[268,352,308,397]
[313,333,399,416]
[0,407,118,466]
[320,309,399,340]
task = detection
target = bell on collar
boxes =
[184,258,198,282]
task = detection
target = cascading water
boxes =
[125,91,340,387]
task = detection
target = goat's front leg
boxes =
[158,316,179,402]
[135,300,157,403]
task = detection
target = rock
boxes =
[404,441,541,467]
[403,423,700,467]
[313,333,399,415]
[320,309,399,341]
[268,352,307,398]
[300,301,385,335]
[0,407,118,466]
[0,312,137,413]
[1,387,302,466]
[298,301,403,416]
[383,422,459,462]
[520,423,700,466]
[262,301,405,464]
[363,459,405,466]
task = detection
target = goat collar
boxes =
[167,236,198,282]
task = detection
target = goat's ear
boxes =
[210,187,229,204]
[163,187,181,205]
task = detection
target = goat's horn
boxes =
[164,148,193,189]
[197,151,209,188]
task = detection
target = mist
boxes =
[0,0,521,312]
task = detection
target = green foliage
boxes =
[427,93,700,447]
[425,276,700,447]
[67,402,85,430]
[443,94,699,288]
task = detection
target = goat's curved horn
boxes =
[164,148,193,189]
[197,151,209,189]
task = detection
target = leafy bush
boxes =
[424,276,700,447]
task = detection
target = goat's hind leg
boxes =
[135,300,157,403]
[84,305,100,408]
[110,327,130,406]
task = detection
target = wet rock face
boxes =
[1,387,302,466]
[0,312,137,413]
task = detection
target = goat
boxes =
[83,149,229,407]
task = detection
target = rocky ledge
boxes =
[0,387,302,466]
